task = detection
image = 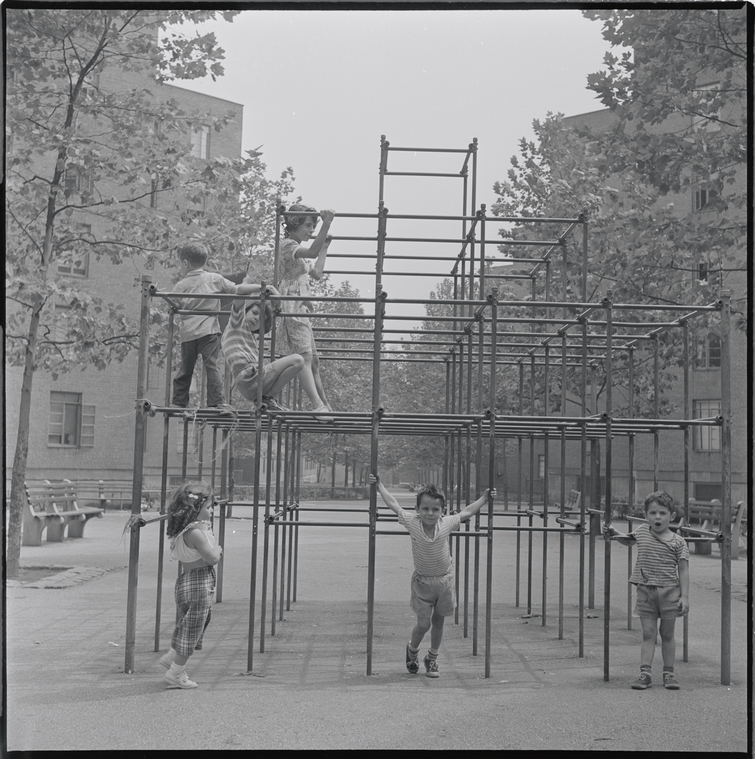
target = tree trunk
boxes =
[7,304,43,579]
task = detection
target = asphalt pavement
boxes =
[5,496,751,752]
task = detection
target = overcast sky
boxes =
[180,8,614,325]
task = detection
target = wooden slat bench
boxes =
[71,480,160,510]
[23,480,104,546]
[681,499,747,559]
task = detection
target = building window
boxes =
[693,185,715,212]
[64,168,93,198]
[697,261,709,282]
[190,124,210,159]
[696,333,721,369]
[48,391,95,447]
[57,225,91,277]
[693,399,721,451]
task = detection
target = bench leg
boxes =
[22,519,45,547]
[66,516,86,538]
[46,519,66,542]
[693,540,712,556]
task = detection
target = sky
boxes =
[178,8,614,328]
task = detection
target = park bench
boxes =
[70,479,160,510]
[22,479,104,546]
[681,498,747,559]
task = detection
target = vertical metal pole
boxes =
[154,309,174,651]
[366,285,386,676]
[542,345,550,628]
[719,291,732,685]
[558,335,567,640]
[527,356,535,616]
[588,363,598,609]
[125,275,152,674]
[484,289,497,678]
[270,421,284,637]
[260,415,275,653]
[516,364,523,608]
[579,320,588,657]
[682,324,690,660]
[603,291,614,682]
[626,348,635,631]
[653,336,660,489]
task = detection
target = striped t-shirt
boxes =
[221,303,259,379]
[628,523,689,587]
[396,510,462,577]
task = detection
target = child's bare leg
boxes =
[263,355,304,398]
[429,611,445,650]
[173,653,189,666]
[298,352,324,408]
[410,616,432,649]
[639,617,658,668]
[659,618,676,669]
[311,353,330,409]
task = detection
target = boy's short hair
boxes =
[644,490,675,513]
[416,484,446,512]
[244,300,274,334]
[284,203,318,234]
[178,242,208,268]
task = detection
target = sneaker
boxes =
[406,645,419,674]
[164,668,198,689]
[158,652,175,670]
[663,672,680,690]
[262,396,289,412]
[423,655,440,678]
[311,404,334,422]
[631,672,652,690]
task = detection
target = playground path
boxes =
[6,501,751,752]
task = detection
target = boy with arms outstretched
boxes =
[604,490,689,690]
[369,473,495,678]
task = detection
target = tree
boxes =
[491,7,747,419]
[5,9,254,578]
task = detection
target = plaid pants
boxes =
[171,565,216,657]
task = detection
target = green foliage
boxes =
[490,8,747,418]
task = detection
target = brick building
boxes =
[484,104,747,509]
[5,44,245,493]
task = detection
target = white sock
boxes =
[169,662,185,675]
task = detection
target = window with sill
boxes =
[692,399,721,451]
[48,391,95,448]
[696,333,721,369]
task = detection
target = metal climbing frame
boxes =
[123,136,733,686]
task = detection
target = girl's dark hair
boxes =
[644,490,675,513]
[244,300,274,334]
[167,481,213,538]
[283,203,318,235]
[416,484,446,512]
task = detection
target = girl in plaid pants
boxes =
[159,482,223,689]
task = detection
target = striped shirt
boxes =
[396,510,462,577]
[628,523,689,587]
[174,269,238,342]
[221,303,259,379]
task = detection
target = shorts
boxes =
[410,569,456,619]
[634,583,683,620]
[172,565,216,657]
[233,364,277,402]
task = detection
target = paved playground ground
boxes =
[6,495,751,752]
